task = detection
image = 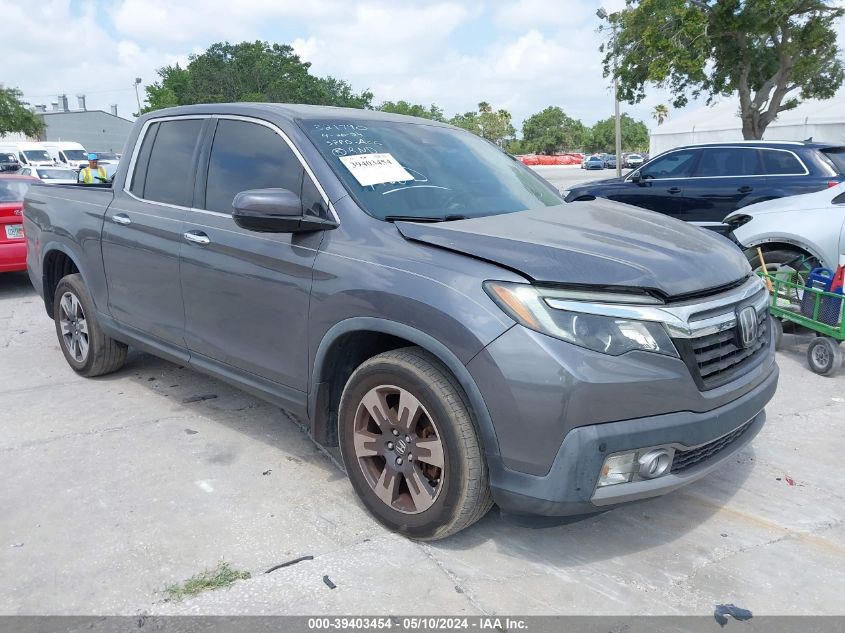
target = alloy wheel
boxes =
[352,385,445,514]
[59,291,89,363]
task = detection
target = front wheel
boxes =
[807,337,842,376]
[54,274,127,377]
[338,348,493,540]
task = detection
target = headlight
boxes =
[483,281,678,357]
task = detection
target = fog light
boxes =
[637,448,673,479]
[597,452,638,487]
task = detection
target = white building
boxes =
[649,91,845,155]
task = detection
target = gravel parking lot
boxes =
[1,249,844,615]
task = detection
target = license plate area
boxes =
[5,224,23,239]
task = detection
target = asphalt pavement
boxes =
[1,229,844,616]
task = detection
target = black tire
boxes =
[806,337,842,376]
[749,248,817,282]
[54,274,127,377]
[338,347,493,540]
[772,317,784,351]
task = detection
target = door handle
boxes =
[738,186,754,193]
[183,230,210,246]
[112,213,131,225]
[667,187,681,194]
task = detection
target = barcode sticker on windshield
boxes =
[339,153,413,187]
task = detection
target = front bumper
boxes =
[487,364,776,517]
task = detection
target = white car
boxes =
[725,183,845,274]
[18,166,78,185]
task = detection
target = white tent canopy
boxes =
[649,91,845,155]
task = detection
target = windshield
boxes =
[0,180,32,202]
[94,152,118,161]
[23,150,52,162]
[63,150,87,161]
[303,120,560,220]
[35,168,75,180]
[629,154,642,159]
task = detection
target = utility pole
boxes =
[133,77,142,115]
[597,7,623,178]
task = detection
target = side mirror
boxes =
[232,188,337,233]
[629,171,641,183]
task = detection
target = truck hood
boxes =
[395,199,750,299]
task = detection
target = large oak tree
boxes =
[602,0,845,139]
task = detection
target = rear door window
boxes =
[203,119,303,214]
[693,148,760,177]
[140,119,203,206]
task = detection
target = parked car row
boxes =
[0,141,120,171]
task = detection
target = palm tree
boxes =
[652,104,669,126]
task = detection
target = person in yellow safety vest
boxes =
[79,153,108,184]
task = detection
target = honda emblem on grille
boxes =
[737,306,758,348]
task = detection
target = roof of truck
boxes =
[137,103,455,128]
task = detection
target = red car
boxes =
[0,175,38,273]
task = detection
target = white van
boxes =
[42,142,89,169]
[0,142,56,167]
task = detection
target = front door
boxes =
[102,117,206,347]
[179,117,325,391]
[611,148,699,219]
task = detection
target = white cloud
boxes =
[1,0,815,136]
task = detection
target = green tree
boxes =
[450,102,515,147]
[0,87,45,138]
[602,0,845,139]
[588,114,649,153]
[521,106,588,154]
[652,103,670,126]
[144,41,372,112]
[376,100,445,121]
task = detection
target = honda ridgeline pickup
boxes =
[23,105,778,539]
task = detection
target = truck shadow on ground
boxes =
[0,271,36,300]
[104,346,756,567]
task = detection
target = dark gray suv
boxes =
[23,105,778,539]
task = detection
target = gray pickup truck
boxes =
[23,104,778,539]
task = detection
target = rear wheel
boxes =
[807,337,842,376]
[338,348,492,540]
[54,274,127,377]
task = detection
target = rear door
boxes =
[681,147,766,222]
[102,117,206,349]
[179,116,327,392]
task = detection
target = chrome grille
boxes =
[674,299,770,390]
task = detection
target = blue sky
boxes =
[7,0,838,135]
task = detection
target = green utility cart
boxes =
[759,270,845,376]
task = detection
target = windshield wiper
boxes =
[384,215,467,223]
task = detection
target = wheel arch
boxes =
[308,317,501,461]
[41,245,85,318]
[743,237,828,268]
